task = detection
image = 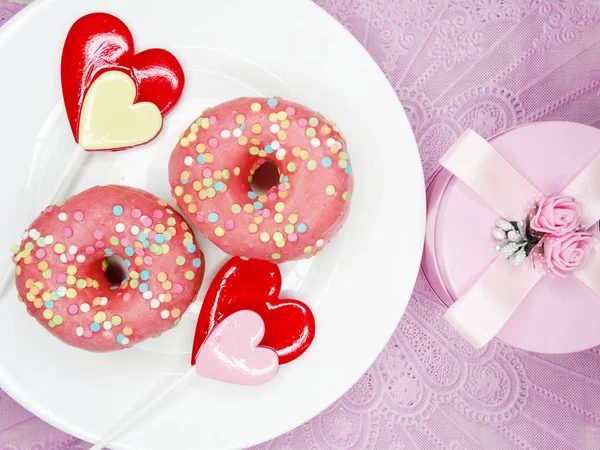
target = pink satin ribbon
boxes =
[441,129,600,349]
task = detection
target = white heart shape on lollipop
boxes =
[196,310,279,385]
[78,70,162,151]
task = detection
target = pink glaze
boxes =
[12,185,205,352]
[424,122,600,353]
[168,97,353,262]
[195,310,279,386]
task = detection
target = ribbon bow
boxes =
[441,129,600,348]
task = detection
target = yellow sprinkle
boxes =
[162,280,172,290]
[94,311,107,323]
[43,309,53,320]
[304,246,313,253]
[260,232,270,243]
[234,167,241,176]
[174,186,183,196]
[200,117,210,129]
[300,149,310,160]
[190,123,199,133]
[273,232,284,242]
[123,327,133,337]
[251,102,261,112]
[33,298,43,309]
[277,111,288,121]
[204,153,214,163]
[214,227,225,237]
[187,204,197,214]
[196,143,206,153]
[276,240,286,248]
[235,114,246,124]
[172,309,181,319]
[277,130,287,141]
[238,136,248,145]
[67,275,76,285]
[289,214,299,224]
[66,288,77,299]
[243,203,254,213]
[157,272,168,283]
[251,123,262,134]
[292,147,301,157]
[187,132,197,142]
[280,119,291,129]
[274,213,284,223]
[53,243,65,254]
[183,194,192,204]
[37,261,48,272]
[248,223,259,233]
[275,202,285,212]
[269,113,278,122]
[180,137,189,147]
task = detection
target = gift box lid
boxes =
[423,122,600,353]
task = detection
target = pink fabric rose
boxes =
[544,232,595,277]
[530,196,582,235]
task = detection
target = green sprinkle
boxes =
[53,315,64,325]
[343,191,350,201]
[231,204,242,214]
[176,256,186,266]
[10,245,20,254]
[185,270,195,280]
[326,185,336,196]
[307,160,317,171]
[287,162,296,172]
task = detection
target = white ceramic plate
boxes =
[0,0,425,448]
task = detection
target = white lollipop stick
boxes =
[0,150,89,300]
[90,367,196,450]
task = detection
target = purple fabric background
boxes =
[3,0,600,448]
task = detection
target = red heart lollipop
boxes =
[61,12,184,148]
[192,257,316,365]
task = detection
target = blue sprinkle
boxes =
[208,213,219,223]
[181,178,189,184]
[104,249,114,256]
[240,122,246,130]
[265,145,273,154]
[44,301,54,309]
[155,234,165,244]
[141,240,149,248]
[248,191,257,199]
[214,181,224,191]
[124,246,134,257]
[253,201,263,209]
[139,283,149,293]
[282,175,289,182]
[322,157,332,168]
[345,165,352,175]
[138,232,147,241]
[197,154,205,164]
[124,259,131,268]
[90,323,101,333]
[112,205,123,216]
[140,270,150,281]
[110,285,119,290]
[297,223,308,233]
[116,333,125,343]
[55,289,65,298]
[193,258,201,268]
[267,98,278,107]
[187,244,197,253]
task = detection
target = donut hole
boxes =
[249,160,280,196]
[104,255,129,286]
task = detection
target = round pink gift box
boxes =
[423,122,600,353]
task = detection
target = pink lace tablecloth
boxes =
[3,0,600,448]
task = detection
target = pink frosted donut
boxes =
[12,185,205,352]
[168,97,353,262]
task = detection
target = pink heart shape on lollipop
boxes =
[195,310,279,385]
